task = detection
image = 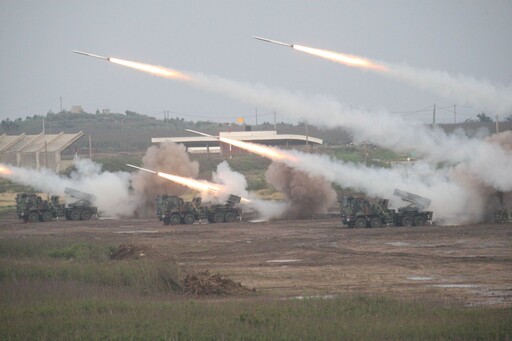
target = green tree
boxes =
[477,113,493,122]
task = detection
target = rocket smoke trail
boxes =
[187,72,512,193]
[253,37,512,115]
[72,50,507,192]
[0,159,136,217]
[74,51,512,223]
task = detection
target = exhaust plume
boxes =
[265,161,337,219]
[287,43,512,114]
[0,159,136,217]
[80,53,512,223]
[131,142,199,215]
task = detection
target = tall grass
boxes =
[0,237,511,340]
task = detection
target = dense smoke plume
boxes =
[1,158,135,217]
[289,44,512,114]
[131,142,199,215]
[457,131,512,221]
[265,161,337,219]
[188,72,512,195]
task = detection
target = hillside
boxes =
[0,110,354,153]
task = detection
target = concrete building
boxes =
[0,132,84,172]
[152,130,323,156]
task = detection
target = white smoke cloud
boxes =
[382,62,512,115]
[187,72,512,193]
[1,158,136,217]
[211,160,288,220]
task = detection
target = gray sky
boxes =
[1,0,511,124]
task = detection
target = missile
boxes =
[72,50,110,61]
[253,36,293,48]
[126,164,157,174]
[185,129,218,139]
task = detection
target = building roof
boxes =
[151,130,322,147]
[0,132,84,154]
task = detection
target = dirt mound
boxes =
[183,270,256,296]
[110,243,148,260]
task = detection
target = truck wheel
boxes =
[41,211,53,222]
[28,212,39,223]
[355,218,367,228]
[370,217,382,228]
[414,216,426,226]
[169,214,181,225]
[224,212,236,223]
[81,210,92,220]
[401,216,413,227]
[183,213,195,225]
[70,210,81,221]
[213,212,224,223]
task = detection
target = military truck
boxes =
[15,188,97,223]
[340,189,433,228]
[62,187,97,221]
[156,194,242,225]
[495,208,512,224]
[16,193,64,223]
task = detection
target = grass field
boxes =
[0,237,510,340]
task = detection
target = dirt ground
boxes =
[1,215,511,307]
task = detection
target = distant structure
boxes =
[152,130,323,156]
[0,132,84,172]
[70,105,84,114]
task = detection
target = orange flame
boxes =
[0,165,12,175]
[156,170,251,203]
[157,171,220,193]
[293,45,387,72]
[109,58,191,80]
[219,137,298,162]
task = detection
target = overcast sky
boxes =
[1,0,511,124]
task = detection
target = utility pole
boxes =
[44,141,48,169]
[453,104,456,124]
[89,135,92,160]
[305,121,309,146]
[432,104,436,125]
[42,117,45,134]
[255,108,258,126]
[273,111,277,131]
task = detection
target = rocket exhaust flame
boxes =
[219,137,298,162]
[126,164,250,202]
[252,37,387,72]
[293,45,388,72]
[109,58,190,80]
[157,172,221,193]
[0,164,13,175]
[73,50,190,80]
[185,129,297,162]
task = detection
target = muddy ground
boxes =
[1,215,511,307]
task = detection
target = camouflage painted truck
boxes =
[495,208,512,224]
[156,194,242,225]
[340,189,433,228]
[16,193,64,223]
[15,187,97,223]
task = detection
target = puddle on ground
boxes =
[266,259,303,263]
[433,284,479,288]
[114,230,159,234]
[407,276,433,281]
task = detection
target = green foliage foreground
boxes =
[0,238,510,340]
